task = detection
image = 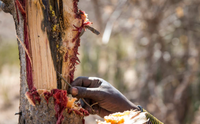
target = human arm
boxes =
[69,76,139,117]
[69,77,163,124]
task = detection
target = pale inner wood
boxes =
[27,1,57,90]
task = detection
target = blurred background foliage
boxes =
[0,9,20,124]
[0,0,200,124]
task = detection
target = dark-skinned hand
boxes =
[69,77,139,118]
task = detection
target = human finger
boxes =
[69,86,100,101]
[96,107,111,118]
[72,77,102,88]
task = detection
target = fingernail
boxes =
[71,87,78,96]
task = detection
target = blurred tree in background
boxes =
[0,0,200,124]
[77,0,200,124]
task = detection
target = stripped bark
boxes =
[2,0,86,123]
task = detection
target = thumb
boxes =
[69,86,99,100]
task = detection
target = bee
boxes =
[78,10,100,36]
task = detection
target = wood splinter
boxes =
[57,71,98,112]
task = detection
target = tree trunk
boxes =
[1,0,86,123]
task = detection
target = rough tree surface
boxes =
[1,0,87,123]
